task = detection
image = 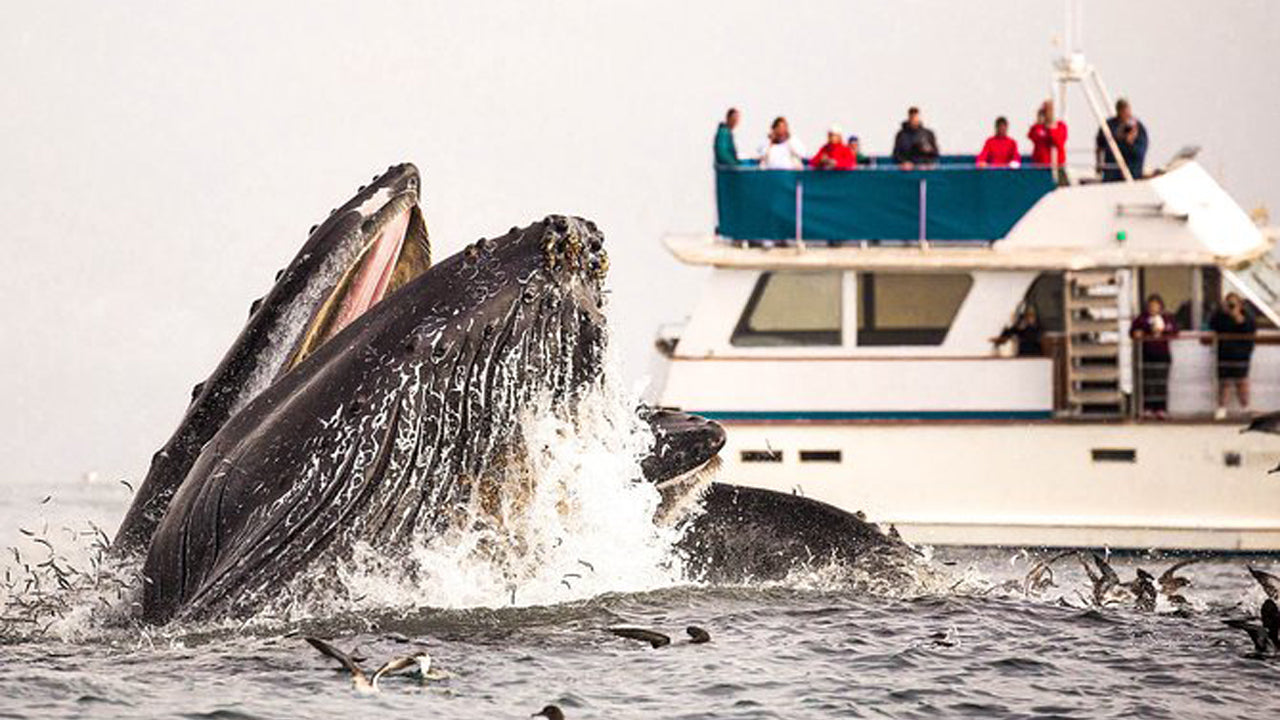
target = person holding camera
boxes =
[1096,98,1149,181]
[1208,292,1257,420]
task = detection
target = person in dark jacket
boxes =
[714,108,749,167]
[892,107,939,169]
[991,306,1043,356]
[1095,98,1149,181]
[1130,293,1178,419]
[1208,292,1257,419]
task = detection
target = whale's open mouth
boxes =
[654,455,722,526]
[285,201,430,372]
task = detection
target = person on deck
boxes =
[1096,98,1149,181]
[757,116,807,169]
[847,134,872,166]
[976,116,1021,168]
[714,108,749,167]
[810,126,856,170]
[1130,294,1178,419]
[1028,100,1068,166]
[991,306,1043,356]
[892,107,939,169]
[1208,292,1257,420]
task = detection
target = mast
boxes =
[1053,0,1133,182]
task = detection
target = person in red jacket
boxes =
[810,126,856,170]
[976,117,1020,167]
[1028,99,1068,166]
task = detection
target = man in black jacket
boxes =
[892,107,940,169]
[1095,98,1149,181]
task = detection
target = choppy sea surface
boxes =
[1,469,1277,720]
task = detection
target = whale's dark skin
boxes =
[141,215,607,623]
[676,484,915,583]
[114,165,430,557]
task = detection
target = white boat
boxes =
[651,54,1280,552]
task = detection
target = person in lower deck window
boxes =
[991,306,1043,356]
[1130,294,1178,419]
[1208,292,1256,419]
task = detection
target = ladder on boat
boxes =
[1063,270,1126,418]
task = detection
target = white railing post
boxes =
[918,178,929,249]
[794,176,805,250]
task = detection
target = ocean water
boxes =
[2,377,1278,719]
[3,467,1279,719]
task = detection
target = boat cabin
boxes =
[658,159,1280,422]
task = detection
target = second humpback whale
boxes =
[118,164,915,624]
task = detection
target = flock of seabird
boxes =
[303,624,714,715]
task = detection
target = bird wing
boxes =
[1158,558,1201,585]
[305,637,368,684]
[607,627,671,648]
[1248,566,1280,601]
[1243,410,1280,435]
[1224,619,1269,653]
[371,654,428,686]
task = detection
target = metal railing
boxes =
[1056,331,1276,420]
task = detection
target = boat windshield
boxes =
[1223,255,1280,325]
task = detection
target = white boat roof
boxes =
[667,161,1275,272]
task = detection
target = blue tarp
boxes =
[715,165,1057,243]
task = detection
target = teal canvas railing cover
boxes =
[715,163,1057,244]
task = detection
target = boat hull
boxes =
[704,419,1280,551]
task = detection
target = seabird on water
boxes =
[686,626,711,644]
[1157,558,1201,608]
[1078,552,1121,607]
[1023,550,1074,596]
[305,637,433,693]
[533,705,565,720]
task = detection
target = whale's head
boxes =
[142,214,609,623]
[112,163,431,557]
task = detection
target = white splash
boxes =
[332,350,687,611]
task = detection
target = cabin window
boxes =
[856,273,972,346]
[731,271,842,347]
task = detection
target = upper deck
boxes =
[700,159,1273,271]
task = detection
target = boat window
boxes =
[731,271,842,346]
[856,273,972,346]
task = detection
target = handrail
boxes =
[715,165,1058,244]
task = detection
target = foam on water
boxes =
[297,348,688,614]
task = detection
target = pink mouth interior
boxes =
[329,208,412,338]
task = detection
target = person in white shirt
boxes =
[757,116,807,169]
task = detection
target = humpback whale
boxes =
[141,213,609,623]
[114,165,430,557]
[120,163,914,624]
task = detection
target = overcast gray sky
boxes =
[1,0,1277,488]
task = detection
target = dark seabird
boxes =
[533,705,565,720]
[305,637,432,693]
[686,626,711,644]
[1078,552,1120,606]
[1241,411,1280,435]
[1023,550,1074,596]
[1157,558,1201,608]
[1126,568,1158,612]
[1225,598,1280,655]
[1248,565,1280,601]
[607,627,671,648]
